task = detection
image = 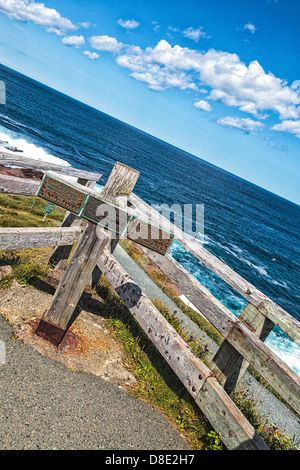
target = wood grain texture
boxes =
[136,245,300,414]
[0,226,81,250]
[0,173,40,196]
[98,247,269,450]
[42,224,108,329]
[101,161,140,208]
[211,303,275,393]
[91,161,140,286]
[195,377,269,450]
[129,193,300,346]
[0,153,102,181]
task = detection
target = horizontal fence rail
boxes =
[129,193,300,347]
[135,245,300,415]
[97,246,269,450]
[0,153,102,181]
[0,173,40,197]
[0,226,82,250]
[1,158,299,450]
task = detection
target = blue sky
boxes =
[0,0,299,203]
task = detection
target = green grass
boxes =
[0,194,298,450]
[0,194,57,287]
[0,248,52,286]
[119,238,222,345]
[0,273,13,290]
[92,276,217,450]
[0,194,65,228]
[230,389,298,450]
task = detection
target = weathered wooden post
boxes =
[100,161,140,208]
[35,223,109,345]
[97,247,269,450]
[91,161,140,287]
[35,162,140,346]
[211,301,274,393]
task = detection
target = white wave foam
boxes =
[0,113,44,136]
[170,240,299,374]
[201,235,211,245]
[228,243,243,254]
[208,237,271,279]
[0,127,70,168]
[242,258,269,277]
[269,278,289,289]
[266,332,300,375]
[95,183,104,194]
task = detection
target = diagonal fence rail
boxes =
[0,155,299,450]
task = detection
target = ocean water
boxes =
[0,63,299,375]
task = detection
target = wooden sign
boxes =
[81,195,129,235]
[37,174,174,255]
[37,174,87,214]
[125,216,174,255]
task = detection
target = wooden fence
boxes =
[0,152,299,451]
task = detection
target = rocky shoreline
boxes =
[0,164,43,181]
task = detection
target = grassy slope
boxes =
[0,193,297,451]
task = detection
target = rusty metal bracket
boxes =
[35,318,66,346]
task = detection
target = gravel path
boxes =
[0,316,189,450]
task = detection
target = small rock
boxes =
[0,265,12,277]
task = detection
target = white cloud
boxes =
[168,26,180,33]
[194,100,212,111]
[217,116,264,133]
[62,35,85,48]
[183,26,210,42]
[117,18,139,30]
[291,80,300,93]
[152,21,160,32]
[167,25,210,41]
[242,23,257,34]
[115,40,300,122]
[83,50,99,60]
[89,35,124,53]
[0,0,77,35]
[127,64,197,91]
[78,21,92,29]
[116,42,197,91]
[271,120,300,139]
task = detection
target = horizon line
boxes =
[0,61,299,208]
